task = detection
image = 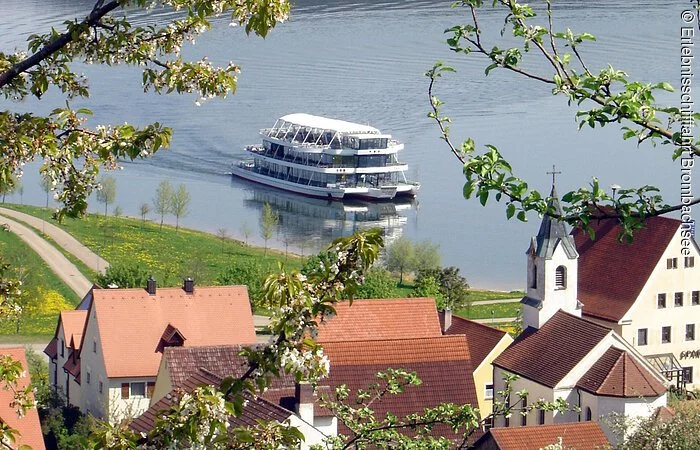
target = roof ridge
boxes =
[451,315,507,336]
[322,334,466,345]
[557,310,612,333]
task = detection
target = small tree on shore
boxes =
[139,202,150,225]
[240,222,252,245]
[259,203,279,256]
[0,174,19,204]
[96,176,116,217]
[170,184,190,231]
[216,228,229,253]
[153,180,173,230]
[385,236,415,283]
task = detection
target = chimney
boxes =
[442,307,452,333]
[146,276,157,296]
[183,277,195,294]
[295,381,315,424]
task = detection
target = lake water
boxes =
[0,0,691,288]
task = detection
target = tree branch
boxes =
[0,1,121,88]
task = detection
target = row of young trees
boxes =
[151,180,191,231]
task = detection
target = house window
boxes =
[504,416,510,427]
[637,328,648,346]
[662,326,672,344]
[99,381,103,394]
[585,407,592,421]
[484,416,493,430]
[93,340,97,353]
[61,339,65,357]
[484,383,494,400]
[130,382,146,397]
[683,367,694,384]
[675,292,684,307]
[121,383,129,399]
[687,324,696,341]
[520,396,527,426]
[693,291,699,306]
[686,256,695,268]
[667,258,678,269]
[538,409,545,425]
[555,266,567,289]
[86,371,91,384]
[658,293,667,309]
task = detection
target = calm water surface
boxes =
[0,0,691,288]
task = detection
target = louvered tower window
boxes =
[555,266,567,289]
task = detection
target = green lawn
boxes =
[4,204,302,288]
[0,229,80,337]
[466,289,523,302]
[455,300,521,320]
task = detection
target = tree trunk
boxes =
[104,202,108,217]
[399,268,404,284]
[160,214,164,230]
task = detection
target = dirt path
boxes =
[0,215,92,297]
[0,207,108,274]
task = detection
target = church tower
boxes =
[521,185,581,329]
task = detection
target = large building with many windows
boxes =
[572,213,700,389]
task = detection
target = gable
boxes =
[494,312,611,387]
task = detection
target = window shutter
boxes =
[147,382,156,398]
[121,383,129,399]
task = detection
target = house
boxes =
[44,279,256,422]
[471,421,610,450]
[0,348,46,450]
[317,297,508,426]
[136,344,336,449]
[440,310,513,423]
[495,186,668,441]
[572,215,700,389]
[44,309,88,407]
[322,335,480,443]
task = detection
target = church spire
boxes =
[534,185,578,260]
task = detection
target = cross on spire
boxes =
[546,164,562,187]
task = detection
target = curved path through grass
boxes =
[0,215,91,297]
[0,207,108,274]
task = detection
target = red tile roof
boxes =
[58,310,88,350]
[577,347,666,397]
[90,286,256,378]
[162,344,253,389]
[44,338,57,360]
[63,352,81,381]
[573,216,680,322]
[315,298,442,342]
[493,311,611,387]
[0,348,46,450]
[322,335,479,441]
[440,313,509,368]
[130,369,291,435]
[473,422,610,450]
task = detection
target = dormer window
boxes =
[555,266,567,289]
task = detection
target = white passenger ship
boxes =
[231,113,420,200]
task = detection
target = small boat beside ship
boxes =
[231,113,420,200]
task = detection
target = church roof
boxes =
[577,347,667,397]
[573,215,681,322]
[529,186,578,260]
[493,311,611,387]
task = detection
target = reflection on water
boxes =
[243,184,413,252]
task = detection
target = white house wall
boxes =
[108,377,156,423]
[79,307,109,418]
[619,226,700,389]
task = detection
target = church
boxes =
[491,186,673,441]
